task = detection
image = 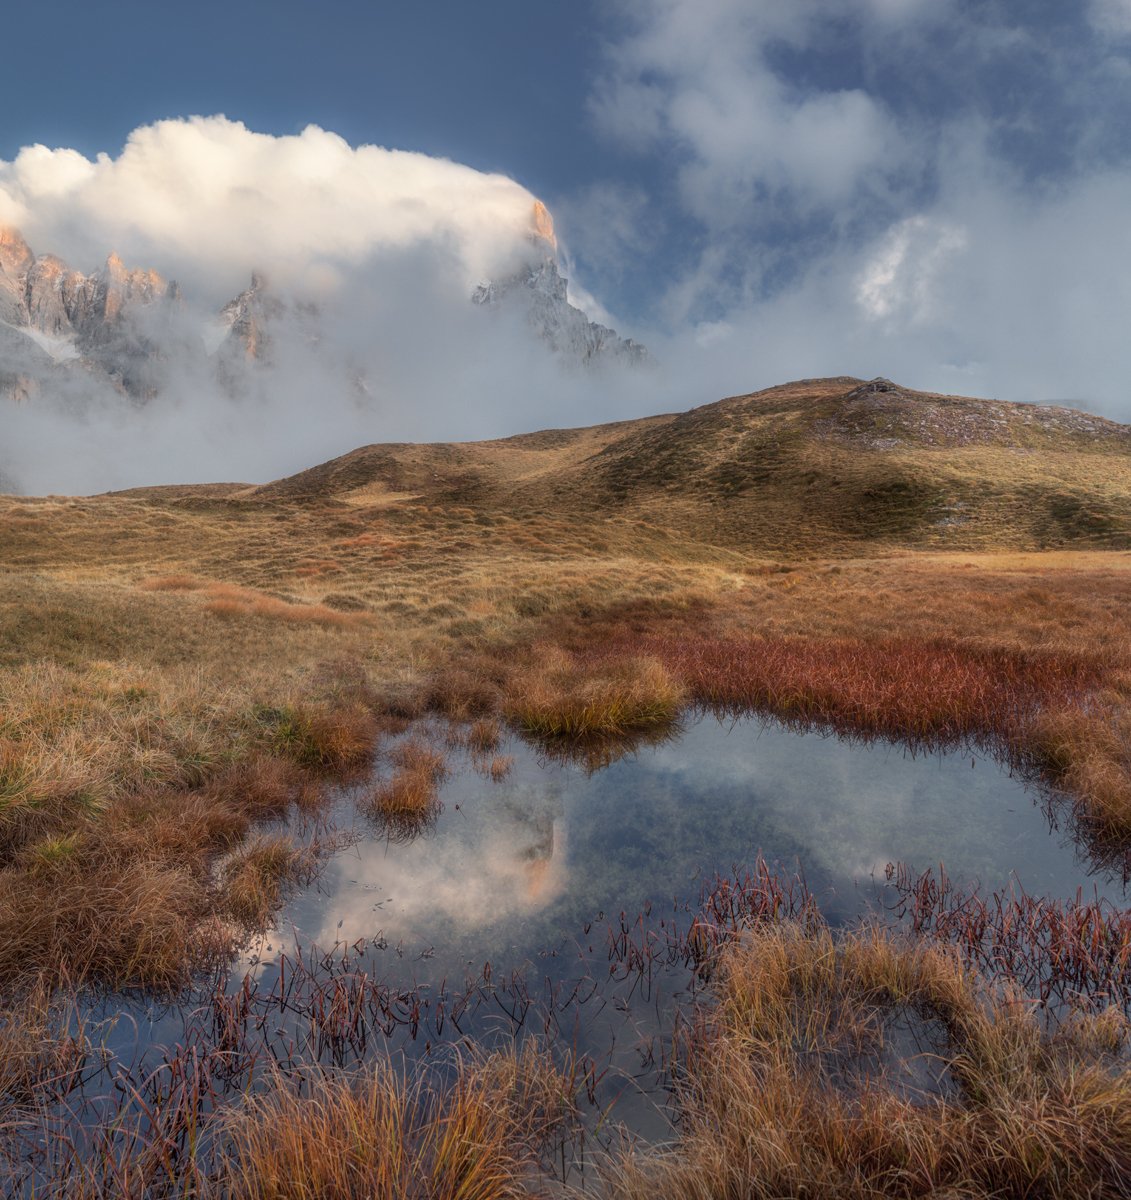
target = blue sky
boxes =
[3,0,1131,447]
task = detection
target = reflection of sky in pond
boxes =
[66,712,1129,1166]
[252,713,1125,982]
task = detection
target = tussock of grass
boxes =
[256,700,378,770]
[586,632,1099,747]
[362,739,447,828]
[221,834,311,929]
[466,717,501,754]
[504,645,686,739]
[0,854,208,990]
[1030,698,1131,846]
[605,923,1131,1199]
[219,1046,575,1200]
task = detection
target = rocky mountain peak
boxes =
[0,225,34,277]
[530,200,557,251]
[473,232,647,369]
[220,272,283,362]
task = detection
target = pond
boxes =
[52,713,1131,1177]
[258,712,1121,976]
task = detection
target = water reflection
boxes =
[256,713,1125,983]
[55,711,1131,1187]
[322,782,568,950]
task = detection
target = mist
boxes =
[4,102,1131,496]
[0,117,667,495]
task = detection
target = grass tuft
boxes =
[221,834,311,929]
[362,739,448,829]
[605,922,1131,1199]
[219,1046,575,1200]
[504,645,686,740]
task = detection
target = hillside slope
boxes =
[251,377,1131,554]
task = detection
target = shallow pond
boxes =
[61,712,1131,1174]
[257,712,1122,978]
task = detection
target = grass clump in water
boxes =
[221,834,311,929]
[362,739,447,830]
[219,1046,576,1200]
[505,645,686,740]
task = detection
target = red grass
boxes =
[887,861,1131,1012]
[138,575,370,627]
[555,633,1100,750]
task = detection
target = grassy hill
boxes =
[247,376,1131,554]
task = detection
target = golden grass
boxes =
[221,833,312,929]
[362,739,447,829]
[504,645,687,739]
[219,1045,576,1200]
[604,923,1131,1199]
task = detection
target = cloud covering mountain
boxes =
[0,119,656,494]
[0,117,540,304]
[3,3,1131,493]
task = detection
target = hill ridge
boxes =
[148,376,1131,553]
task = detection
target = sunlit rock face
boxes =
[0,228,177,347]
[472,202,648,369]
[530,199,557,251]
[219,272,284,363]
[0,226,183,400]
[0,227,35,325]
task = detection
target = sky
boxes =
[1,1,1130,488]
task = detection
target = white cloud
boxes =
[1090,0,1131,36]
[581,1,1131,421]
[0,116,541,304]
[0,118,666,494]
[856,216,968,325]
[591,0,903,222]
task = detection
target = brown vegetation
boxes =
[221,833,313,928]
[220,1047,576,1200]
[504,645,686,739]
[605,923,1131,1199]
[361,738,447,830]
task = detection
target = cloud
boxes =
[0,116,541,304]
[591,1,903,222]
[580,1,1131,420]
[1090,0,1131,36]
[855,216,969,326]
[0,117,661,494]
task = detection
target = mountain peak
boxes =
[0,225,34,282]
[530,200,557,251]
